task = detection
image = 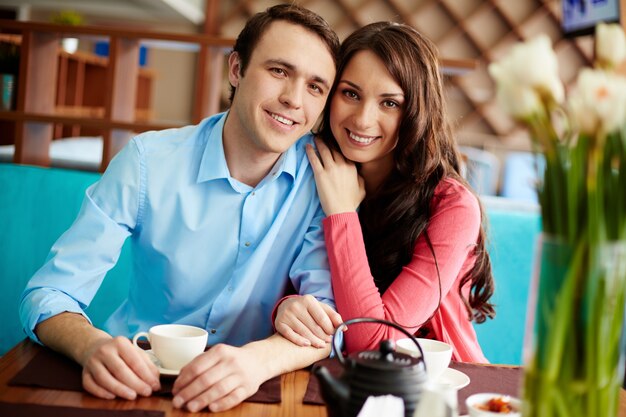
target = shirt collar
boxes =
[197,111,299,184]
[197,112,231,183]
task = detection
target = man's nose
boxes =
[279,82,304,109]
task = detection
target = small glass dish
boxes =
[465,393,521,416]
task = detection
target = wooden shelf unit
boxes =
[0,19,234,171]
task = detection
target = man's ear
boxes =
[228,52,242,88]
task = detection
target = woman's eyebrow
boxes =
[340,80,403,99]
[339,80,361,91]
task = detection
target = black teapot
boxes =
[314,317,428,417]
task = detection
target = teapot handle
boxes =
[331,317,425,365]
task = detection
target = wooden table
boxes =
[0,340,326,417]
[2,339,626,416]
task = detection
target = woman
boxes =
[274,22,495,362]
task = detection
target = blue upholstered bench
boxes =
[0,164,542,364]
[0,164,131,355]
[476,196,541,365]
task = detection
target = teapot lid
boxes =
[348,339,424,371]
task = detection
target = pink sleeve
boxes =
[324,181,481,353]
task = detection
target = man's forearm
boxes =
[242,333,331,380]
[35,312,112,365]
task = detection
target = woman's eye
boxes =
[342,89,358,100]
[382,100,400,109]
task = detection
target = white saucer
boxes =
[434,368,470,389]
[145,350,180,376]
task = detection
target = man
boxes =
[19,4,342,413]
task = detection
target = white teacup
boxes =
[132,324,208,371]
[396,338,453,382]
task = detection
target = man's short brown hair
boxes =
[228,4,339,102]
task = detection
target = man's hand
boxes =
[81,336,161,400]
[171,343,268,413]
[34,312,160,401]
[275,295,343,348]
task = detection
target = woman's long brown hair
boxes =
[317,22,495,324]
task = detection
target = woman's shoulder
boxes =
[432,177,480,215]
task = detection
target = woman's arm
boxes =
[327,180,481,352]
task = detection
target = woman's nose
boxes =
[352,102,375,129]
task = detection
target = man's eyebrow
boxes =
[266,59,296,72]
[265,59,331,90]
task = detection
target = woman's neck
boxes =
[360,157,394,196]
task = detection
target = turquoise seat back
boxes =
[0,164,131,355]
[476,197,542,365]
[0,164,542,364]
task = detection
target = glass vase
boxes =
[523,236,626,417]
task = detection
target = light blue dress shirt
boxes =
[20,112,334,346]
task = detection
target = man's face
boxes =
[226,20,336,158]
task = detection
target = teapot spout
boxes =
[313,364,350,417]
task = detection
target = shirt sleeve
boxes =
[325,181,481,352]
[288,203,336,310]
[19,139,143,344]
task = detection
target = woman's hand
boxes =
[306,138,365,216]
[274,295,343,348]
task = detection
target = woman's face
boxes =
[330,50,404,170]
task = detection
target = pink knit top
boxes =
[324,178,488,362]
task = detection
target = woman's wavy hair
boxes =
[317,22,495,324]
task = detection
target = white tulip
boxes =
[490,61,544,119]
[595,22,626,70]
[489,34,564,113]
[509,35,564,103]
[568,68,626,135]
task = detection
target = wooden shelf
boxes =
[0,110,179,132]
[0,19,235,171]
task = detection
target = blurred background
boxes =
[0,0,617,201]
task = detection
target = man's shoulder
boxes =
[131,113,224,152]
[294,132,315,149]
[290,132,315,162]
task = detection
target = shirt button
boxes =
[244,242,251,247]
[228,286,233,292]
[251,192,255,196]
[210,329,217,334]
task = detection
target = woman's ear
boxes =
[228,52,242,88]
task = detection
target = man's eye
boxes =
[271,68,286,75]
[310,84,323,94]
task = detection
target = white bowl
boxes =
[466,393,521,416]
[395,338,452,382]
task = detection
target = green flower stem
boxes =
[524,239,626,417]
[544,240,584,380]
